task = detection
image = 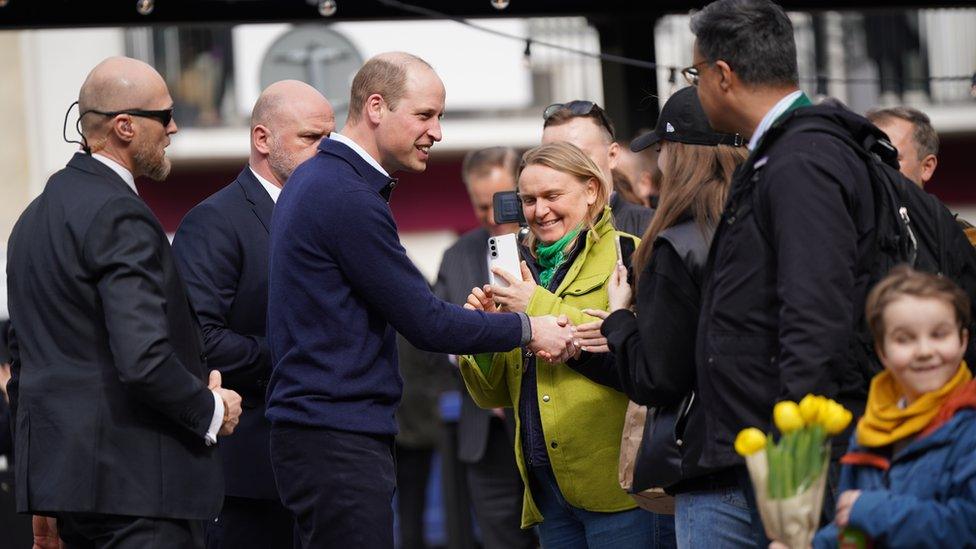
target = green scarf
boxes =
[535,226,582,288]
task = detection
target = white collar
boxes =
[249,166,281,203]
[329,132,390,177]
[747,90,804,151]
[90,153,137,195]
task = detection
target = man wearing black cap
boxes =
[541,101,654,237]
[629,87,743,153]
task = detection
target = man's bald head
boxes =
[251,80,332,131]
[250,80,335,187]
[76,56,177,181]
[78,56,168,138]
[346,52,433,125]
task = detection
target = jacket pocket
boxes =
[564,272,610,296]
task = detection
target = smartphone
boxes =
[488,233,521,288]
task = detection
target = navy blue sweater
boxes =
[266,137,524,435]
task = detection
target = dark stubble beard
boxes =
[133,137,172,182]
[267,136,300,185]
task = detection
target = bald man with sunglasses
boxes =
[6,56,242,548]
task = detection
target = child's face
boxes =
[878,294,967,404]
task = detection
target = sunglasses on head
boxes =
[543,100,615,140]
[82,107,174,127]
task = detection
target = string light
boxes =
[491,0,510,10]
[522,38,532,68]
[136,0,154,16]
[318,0,337,17]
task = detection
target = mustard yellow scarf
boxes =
[857,363,972,448]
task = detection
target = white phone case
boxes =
[488,233,521,288]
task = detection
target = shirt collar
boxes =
[747,89,804,151]
[248,166,281,203]
[90,152,137,195]
[329,132,390,177]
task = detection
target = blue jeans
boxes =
[674,475,768,549]
[530,466,676,549]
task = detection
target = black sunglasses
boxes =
[82,107,174,127]
[543,100,615,139]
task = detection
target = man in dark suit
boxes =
[173,80,335,549]
[5,56,242,548]
[542,100,653,237]
[432,147,537,549]
[0,320,31,548]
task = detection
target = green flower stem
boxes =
[766,435,779,498]
[782,431,795,495]
[794,428,808,491]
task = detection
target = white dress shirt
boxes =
[91,153,138,195]
[747,89,804,151]
[249,166,281,203]
[88,152,225,445]
[329,132,390,177]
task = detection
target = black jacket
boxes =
[0,397,10,458]
[171,167,277,500]
[602,223,705,408]
[585,219,715,491]
[6,153,221,518]
[696,104,877,470]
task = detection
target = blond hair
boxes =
[347,53,431,124]
[517,141,610,254]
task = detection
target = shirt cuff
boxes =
[205,391,224,446]
[517,312,532,346]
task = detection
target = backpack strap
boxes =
[745,107,920,267]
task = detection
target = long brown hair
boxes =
[518,142,611,255]
[632,141,747,286]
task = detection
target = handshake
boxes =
[526,315,579,363]
[464,282,611,364]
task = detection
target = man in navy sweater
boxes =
[266,52,574,549]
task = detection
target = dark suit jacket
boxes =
[610,192,653,238]
[0,397,10,458]
[172,167,278,500]
[432,227,512,463]
[6,153,222,519]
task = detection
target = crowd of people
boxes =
[2,0,976,548]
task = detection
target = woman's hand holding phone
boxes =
[607,262,632,312]
[490,261,537,313]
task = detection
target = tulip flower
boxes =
[799,394,825,424]
[735,427,768,457]
[823,406,853,435]
[773,400,805,433]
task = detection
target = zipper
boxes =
[898,206,919,266]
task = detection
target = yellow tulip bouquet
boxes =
[735,395,853,548]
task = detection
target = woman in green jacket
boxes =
[460,141,675,548]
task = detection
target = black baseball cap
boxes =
[630,87,742,152]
